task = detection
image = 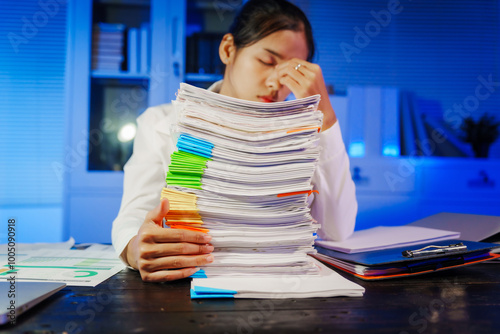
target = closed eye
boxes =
[258,59,275,66]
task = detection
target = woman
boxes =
[112,0,357,282]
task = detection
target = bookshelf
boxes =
[331,91,500,231]
[65,0,185,243]
[65,0,239,243]
[184,0,240,87]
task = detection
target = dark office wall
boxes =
[293,0,500,157]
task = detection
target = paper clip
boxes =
[402,242,467,258]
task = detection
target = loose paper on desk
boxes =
[0,237,75,253]
[0,248,125,287]
[315,225,460,254]
[191,258,365,299]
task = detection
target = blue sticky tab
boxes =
[177,134,214,158]
[189,269,207,278]
[179,133,214,149]
[194,286,238,295]
[190,289,236,299]
[177,143,213,158]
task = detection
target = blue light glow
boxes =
[349,142,365,157]
[383,145,400,157]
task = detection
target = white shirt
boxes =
[112,82,357,263]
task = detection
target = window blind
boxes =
[0,0,67,205]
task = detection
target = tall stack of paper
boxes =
[161,83,323,276]
[160,83,365,298]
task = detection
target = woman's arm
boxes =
[275,59,357,240]
[311,123,357,240]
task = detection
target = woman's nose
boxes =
[265,68,281,91]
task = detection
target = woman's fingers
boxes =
[144,198,170,226]
[279,75,302,96]
[277,60,315,82]
[137,253,214,273]
[275,59,320,99]
[153,227,212,244]
[150,242,214,258]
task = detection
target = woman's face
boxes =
[219,29,309,103]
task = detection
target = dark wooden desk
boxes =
[3,263,500,334]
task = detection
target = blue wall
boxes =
[0,0,68,243]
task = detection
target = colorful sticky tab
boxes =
[189,269,207,279]
[194,286,238,295]
[177,134,214,158]
[190,289,235,299]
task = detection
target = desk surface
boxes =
[2,263,500,333]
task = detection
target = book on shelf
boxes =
[127,27,139,74]
[139,23,150,74]
[186,33,225,75]
[91,23,126,72]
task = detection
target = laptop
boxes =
[0,281,66,325]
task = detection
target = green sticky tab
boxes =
[167,173,202,182]
[173,151,211,164]
[165,150,210,189]
[166,179,202,189]
[168,167,205,176]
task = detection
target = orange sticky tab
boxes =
[286,126,321,134]
[169,225,210,233]
[277,190,310,198]
[277,190,319,198]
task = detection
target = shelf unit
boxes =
[329,88,500,231]
[65,0,240,243]
[65,0,185,242]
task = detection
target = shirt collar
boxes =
[207,80,223,93]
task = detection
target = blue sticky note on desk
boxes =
[190,286,237,299]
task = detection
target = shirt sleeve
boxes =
[111,107,170,265]
[310,121,357,241]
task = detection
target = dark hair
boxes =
[229,0,315,62]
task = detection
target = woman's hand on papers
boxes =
[275,59,337,131]
[124,199,214,282]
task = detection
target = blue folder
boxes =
[314,239,500,280]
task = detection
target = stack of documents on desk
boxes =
[312,226,500,280]
[315,225,461,253]
[161,83,325,278]
[191,258,365,299]
[0,243,125,287]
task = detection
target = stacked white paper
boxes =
[162,83,322,275]
[161,83,365,298]
[191,258,365,299]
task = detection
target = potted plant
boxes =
[460,113,500,158]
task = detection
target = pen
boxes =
[402,243,467,258]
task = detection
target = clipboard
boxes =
[312,239,500,280]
